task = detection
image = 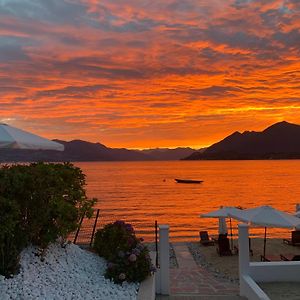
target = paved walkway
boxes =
[165,244,243,299]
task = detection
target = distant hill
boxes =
[55,140,151,161]
[185,121,300,160]
[0,139,197,162]
[140,147,198,160]
[0,140,150,162]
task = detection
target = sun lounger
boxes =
[280,254,300,261]
[199,231,215,246]
[260,255,270,262]
[260,255,281,262]
[283,230,300,246]
[216,235,232,256]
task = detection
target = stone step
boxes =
[173,244,198,268]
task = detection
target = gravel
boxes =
[0,243,138,300]
[187,242,239,284]
[259,282,300,300]
[146,243,178,268]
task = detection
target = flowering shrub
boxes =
[93,221,155,283]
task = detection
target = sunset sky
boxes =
[1,0,300,149]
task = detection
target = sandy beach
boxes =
[187,238,300,299]
[188,238,300,281]
[259,282,300,300]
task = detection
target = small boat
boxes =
[175,179,203,184]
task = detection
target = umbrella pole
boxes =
[263,227,267,258]
[230,218,233,250]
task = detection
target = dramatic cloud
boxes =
[0,0,300,148]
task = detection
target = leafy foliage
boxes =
[0,197,25,277]
[0,162,96,276]
[93,220,137,261]
[93,221,155,283]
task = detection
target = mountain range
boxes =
[185,121,300,160]
[0,139,197,162]
[140,147,197,160]
[1,121,300,162]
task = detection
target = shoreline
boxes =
[145,238,300,283]
[190,238,299,276]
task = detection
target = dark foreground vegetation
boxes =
[0,162,95,277]
[94,220,155,283]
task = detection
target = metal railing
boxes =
[71,209,100,247]
[155,220,159,267]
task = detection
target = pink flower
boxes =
[129,253,137,262]
[107,262,115,269]
[127,237,134,246]
[125,224,134,232]
[119,273,126,280]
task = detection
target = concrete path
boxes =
[160,244,245,299]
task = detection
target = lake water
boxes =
[76,160,300,242]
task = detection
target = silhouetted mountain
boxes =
[0,139,150,162]
[0,139,197,162]
[55,140,151,161]
[185,121,300,160]
[140,147,198,160]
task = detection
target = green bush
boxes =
[93,220,137,261]
[0,197,26,277]
[93,221,155,284]
[0,162,96,276]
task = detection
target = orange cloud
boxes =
[0,0,300,148]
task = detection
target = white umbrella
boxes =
[201,206,242,218]
[0,123,64,151]
[229,205,300,258]
[201,206,243,249]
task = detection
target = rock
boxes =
[0,243,138,299]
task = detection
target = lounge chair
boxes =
[280,254,300,261]
[260,255,270,262]
[216,235,232,256]
[260,255,281,262]
[283,230,300,246]
[199,231,215,246]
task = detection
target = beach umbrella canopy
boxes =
[201,206,243,249]
[201,206,242,218]
[0,123,64,151]
[229,205,300,258]
[229,205,300,228]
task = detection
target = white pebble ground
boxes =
[0,243,139,300]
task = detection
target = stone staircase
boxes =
[157,244,246,300]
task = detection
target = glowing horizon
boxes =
[1,0,300,149]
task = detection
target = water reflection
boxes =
[76,160,300,242]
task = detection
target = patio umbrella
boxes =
[229,205,300,258]
[201,206,242,249]
[0,123,64,151]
